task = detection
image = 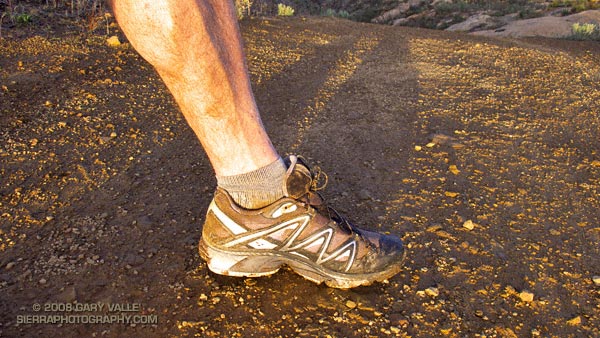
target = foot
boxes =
[199,155,406,289]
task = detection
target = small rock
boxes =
[445,191,459,198]
[345,300,357,309]
[358,190,372,201]
[519,290,534,302]
[414,145,422,151]
[5,262,16,270]
[592,276,600,286]
[56,286,77,303]
[463,220,475,230]
[39,278,47,285]
[390,326,401,334]
[425,287,439,297]
[110,132,117,138]
[199,293,208,301]
[107,35,121,47]
[124,253,145,267]
[567,316,581,326]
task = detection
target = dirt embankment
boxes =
[1,17,600,337]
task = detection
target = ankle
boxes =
[216,158,287,209]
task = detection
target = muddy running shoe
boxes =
[199,155,405,289]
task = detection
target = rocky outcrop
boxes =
[446,13,513,32]
[369,0,599,40]
[473,10,600,38]
[372,3,411,24]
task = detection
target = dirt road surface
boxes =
[1,17,599,337]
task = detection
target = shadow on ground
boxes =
[1,16,599,337]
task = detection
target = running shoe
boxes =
[199,155,405,288]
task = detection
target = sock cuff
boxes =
[216,158,287,208]
[216,158,286,188]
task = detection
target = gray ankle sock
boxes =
[216,158,287,209]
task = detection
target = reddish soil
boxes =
[1,16,599,337]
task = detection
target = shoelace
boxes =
[306,165,362,236]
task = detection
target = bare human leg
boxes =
[110,0,278,177]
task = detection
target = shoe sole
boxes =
[198,238,406,289]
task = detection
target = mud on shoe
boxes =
[199,155,406,289]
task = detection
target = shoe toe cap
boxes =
[378,234,404,256]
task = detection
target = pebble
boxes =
[390,326,401,334]
[345,300,357,309]
[358,190,372,201]
[414,145,422,151]
[592,276,600,286]
[56,286,77,303]
[39,278,47,285]
[463,220,475,230]
[519,290,534,302]
[425,287,439,297]
[5,262,16,270]
[567,316,581,325]
[124,253,145,266]
[107,35,121,47]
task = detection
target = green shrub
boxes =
[277,3,295,16]
[14,13,33,24]
[322,8,350,19]
[569,22,600,40]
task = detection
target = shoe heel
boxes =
[199,239,282,277]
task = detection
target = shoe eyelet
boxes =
[272,202,298,218]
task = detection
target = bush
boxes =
[569,22,600,40]
[322,8,350,19]
[277,3,295,16]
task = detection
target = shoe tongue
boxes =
[284,155,312,199]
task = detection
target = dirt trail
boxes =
[1,17,599,337]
